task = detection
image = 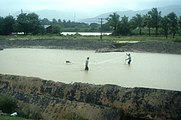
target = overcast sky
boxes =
[1,0,181,16]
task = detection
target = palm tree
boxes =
[167,12,178,38]
[178,16,181,35]
[107,13,120,35]
[143,14,152,36]
[132,14,143,35]
[148,8,161,36]
[119,15,130,35]
[160,16,169,38]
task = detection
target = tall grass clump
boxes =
[0,95,18,114]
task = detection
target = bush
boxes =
[0,95,17,114]
[173,38,181,42]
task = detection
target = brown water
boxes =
[0,48,181,91]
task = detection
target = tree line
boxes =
[0,12,104,35]
[0,8,181,38]
[107,8,181,38]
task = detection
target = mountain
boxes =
[0,5,181,23]
[80,5,181,24]
[0,9,89,21]
[35,10,89,21]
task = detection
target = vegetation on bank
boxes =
[0,95,28,120]
[0,8,181,38]
[0,34,181,42]
[0,115,87,120]
[0,95,17,114]
[0,116,30,120]
[0,94,87,120]
[107,8,181,38]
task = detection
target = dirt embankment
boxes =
[97,41,181,54]
[0,39,113,50]
[1,39,181,54]
[0,74,180,120]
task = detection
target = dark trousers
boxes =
[128,60,131,64]
[85,66,89,71]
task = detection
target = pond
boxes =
[0,48,181,91]
[61,32,111,36]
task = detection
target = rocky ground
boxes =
[0,39,181,54]
[0,74,181,120]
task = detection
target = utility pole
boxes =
[73,13,76,22]
[21,9,23,14]
[100,18,103,40]
[99,18,106,40]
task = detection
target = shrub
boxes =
[0,95,18,114]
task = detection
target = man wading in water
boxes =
[85,57,89,71]
[125,53,131,65]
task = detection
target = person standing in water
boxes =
[85,57,89,71]
[125,53,131,65]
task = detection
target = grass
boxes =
[0,34,100,41]
[0,116,31,120]
[0,34,181,43]
[0,115,87,120]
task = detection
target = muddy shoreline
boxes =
[0,74,181,119]
[1,39,181,54]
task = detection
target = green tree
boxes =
[160,16,169,38]
[16,13,29,34]
[52,25,61,34]
[148,8,161,36]
[118,16,130,35]
[102,22,111,32]
[178,16,181,35]
[27,13,41,34]
[16,13,41,34]
[90,23,99,32]
[0,17,4,34]
[41,18,51,25]
[52,18,58,25]
[2,15,15,35]
[107,13,120,35]
[167,12,178,38]
[143,14,152,36]
[131,14,143,35]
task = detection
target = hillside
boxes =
[80,5,181,23]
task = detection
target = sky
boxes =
[0,0,181,17]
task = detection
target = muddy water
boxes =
[0,48,181,91]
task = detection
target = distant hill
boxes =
[0,9,89,21]
[35,10,89,21]
[80,5,181,24]
[1,5,181,23]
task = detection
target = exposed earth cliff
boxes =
[0,74,181,120]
